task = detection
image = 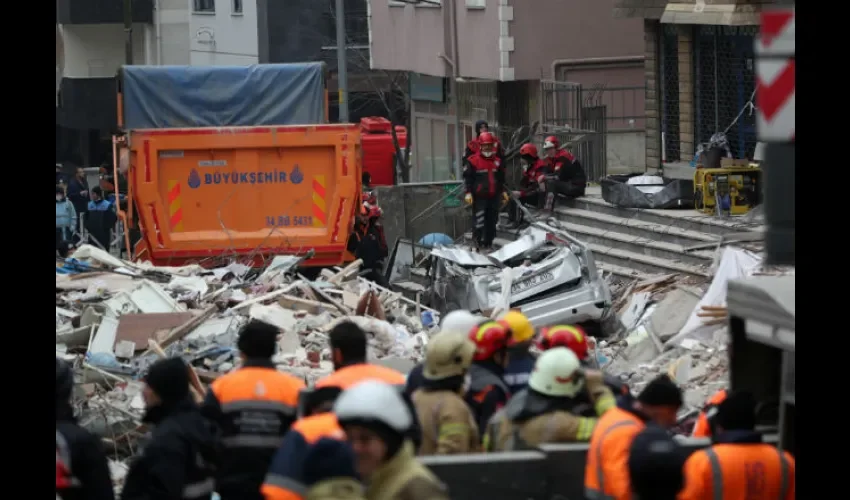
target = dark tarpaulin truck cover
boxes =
[119,63,326,130]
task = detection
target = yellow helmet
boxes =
[423,331,476,380]
[499,310,535,346]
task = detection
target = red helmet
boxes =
[519,143,538,157]
[543,136,560,150]
[469,321,510,361]
[361,191,377,205]
[366,205,382,219]
[478,132,497,145]
[536,325,589,360]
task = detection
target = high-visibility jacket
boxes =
[201,361,305,500]
[584,406,645,500]
[692,389,728,438]
[680,437,795,500]
[262,413,346,500]
[316,363,406,390]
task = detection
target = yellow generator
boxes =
[694,163,762,216]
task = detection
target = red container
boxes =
[360,117,407,187]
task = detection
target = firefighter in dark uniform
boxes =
[122,357,220,500]
[465,321,512,436]
[463,132,508,251]
[347,200,389,287]
[200,320,305,500]
[542,135,586,210]
[484,347,615,451]
[508,143,552,225]
[56,358,115,500]
[463,120,504,167]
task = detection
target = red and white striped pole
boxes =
[756,7,795,265]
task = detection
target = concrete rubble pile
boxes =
[596,246,793,431]
[56,245,436,481]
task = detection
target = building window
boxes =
[232,0,242,14]
[465,0,485,8]
[193,0,215,13]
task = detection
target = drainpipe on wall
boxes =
[155,0,163,64]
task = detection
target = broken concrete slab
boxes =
[249,304,298,331]
[647,288,700,342]
[115,312,195,351]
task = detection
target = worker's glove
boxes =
[580,369,606,395]
[464,193,473,205]
[501,191,510,208]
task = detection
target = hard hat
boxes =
[468,321,510,361]
[334,380,412,433]
[528,347,583,398]
[423,331,475,380]
[536,325,589,361]
[543,136,560,150]
[478,132,497,145]
[441,310,481,334]
[499,310,535,346]
[519,143,538,158]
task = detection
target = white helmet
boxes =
[440,310,481,335]
[333,380,412,433]
[529,347,584,398]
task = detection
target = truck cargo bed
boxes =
[129,124,360,267]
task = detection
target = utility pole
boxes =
[123,0,134,64]
[335,0,349,122]
[448,0,462,180]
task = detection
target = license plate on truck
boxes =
[511,272,555,295]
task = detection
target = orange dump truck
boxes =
[115,63,361,268]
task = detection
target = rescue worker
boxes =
[301,438,366,500]
[56,358,115,500]
[691,388,728,438]
[628,426,687,500]
[261,399,346,500]
[463,132,508,251]
[463,120,504,166]
[508,143,551,224]
[485,347,615,451]
[122,357,219,500]
[466,320,512,435]
[680,391,795,500]
[584,374,683,500]
[335,381,450,500]
[405,310,483,398]
[348,202,389,288]
[200,320,305,500]
[499,310,537,394]
[411,331,480,455]
[536,325,631,402]
[542,135,586,210]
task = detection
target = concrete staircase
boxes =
[477,193,763,281]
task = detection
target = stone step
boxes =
[538,219,715,268]
[564,196,762,238]
[551,207,719,248]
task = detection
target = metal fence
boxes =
[660,25,681,162]
[694,25,759,160]
[661,26,759,162]
[540,80,645,182]
[374,181,470,252]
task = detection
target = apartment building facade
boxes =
[56,0,259,167]
[367,0,645,182]
[614,0,789,170]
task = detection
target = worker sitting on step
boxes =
[508,143,551,226]
[484,347,614,451]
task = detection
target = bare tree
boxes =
[321,0,415,182]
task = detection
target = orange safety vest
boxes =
[680,443,795,500]
[261,413,345,500]
[692,389,728,438]
[584,407,645,500]
[210,367,305,448]
[315,363,406,390]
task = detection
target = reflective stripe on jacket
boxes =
[680,443,795,500]
[584,407,644,500]
[262,413,345,500]
[203,366,304,499]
